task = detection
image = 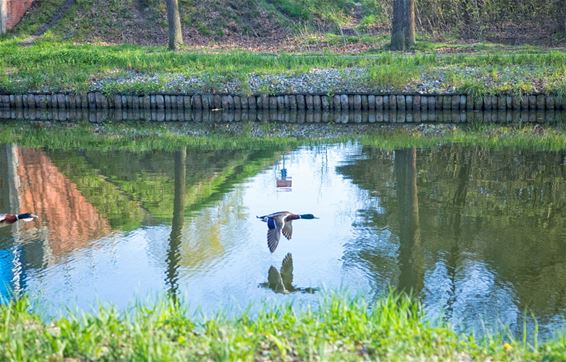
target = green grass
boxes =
[297,32,390,48]
[3,0,563,49]
[1,121,566,152]
[0,122,301,152]
[0,292,562,361]
[0,40,565,96]
[358,124,566,151]
[6,0,389,43]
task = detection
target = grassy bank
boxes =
[8,0,388,45]
[6,0,564,47]
[1,40,565,96]
[1,121,566,152]
[0,293,562,361]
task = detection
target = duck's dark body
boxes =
[0,213,36,226]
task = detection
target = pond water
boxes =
[1,129,566,338]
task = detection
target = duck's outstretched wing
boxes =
[281,220,293,240]
[267,216,284,253]
[0,214,5,222]
[267,229,280,253]
[267,266,286,293]
[280,253,294,289]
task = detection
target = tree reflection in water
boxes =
[166,147,186,303]
[338,144,566,336]
[395,147,423,295]
[0,141,284,306]
[1,140,565,338]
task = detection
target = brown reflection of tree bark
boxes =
[395,147,423,294]
[166,147,186,303]
[15,147,111,259]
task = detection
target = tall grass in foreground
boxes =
[2,293,561,361]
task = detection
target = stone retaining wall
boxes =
[0,93,565,112]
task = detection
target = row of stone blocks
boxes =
[1,93,565,111]
[1,109,562,124]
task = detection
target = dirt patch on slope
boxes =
[10,0,565,49]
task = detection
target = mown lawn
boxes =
[1,39,565,96]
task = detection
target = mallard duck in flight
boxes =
[257,211,318,252]
[0,213,37,226]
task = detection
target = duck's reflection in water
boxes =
[259,253,318,294]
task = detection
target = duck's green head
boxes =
[299,214,318,219]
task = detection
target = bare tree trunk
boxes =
[0,0,7,34]
[557,0,566,35]
[166,0,184,51]
[405,0,416,48]
[391,0,406,50]
[391,0,416,51]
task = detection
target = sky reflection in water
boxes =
[0,142,565,339]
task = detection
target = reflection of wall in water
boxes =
[14,147,112,262]
[3,109,566,124]
[1,144,117,299]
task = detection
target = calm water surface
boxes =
[1,140,565,338]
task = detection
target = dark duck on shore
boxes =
[257,211,318,252]
[0,213,37,226]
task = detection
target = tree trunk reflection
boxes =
[395,147,423,294]
[166,147,186,302]
[446,149,472,317]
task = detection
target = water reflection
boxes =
[166,147,187,301]
[395,148,423,294]
[338,145,566,335]
[0,143,284,307]
[17,148,112,257]
[0,139,565,339]
[1,109,566,123]
[259,253,319,294]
